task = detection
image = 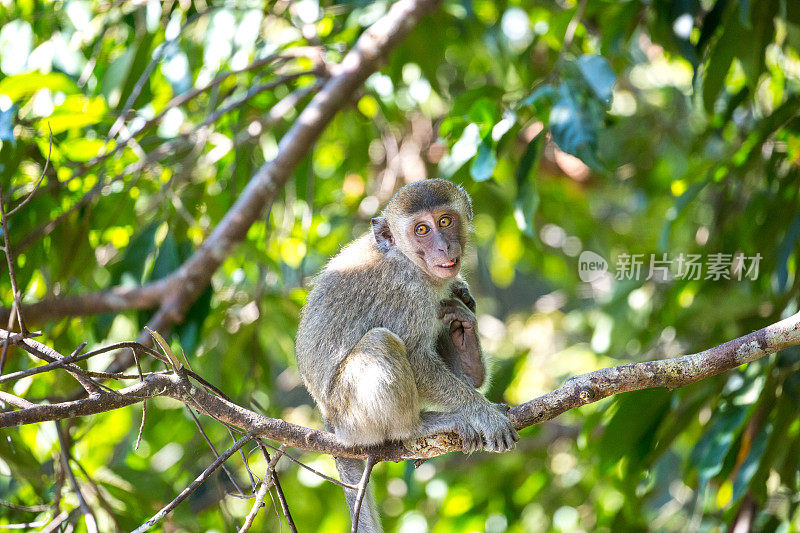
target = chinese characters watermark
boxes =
[578,251,762,282]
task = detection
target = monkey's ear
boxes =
[371,217,394,252]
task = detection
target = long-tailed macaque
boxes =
[296,178,517,532]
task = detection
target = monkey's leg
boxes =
[330,327,420,533]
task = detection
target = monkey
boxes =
[295,178,518,532]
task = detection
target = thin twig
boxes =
[6,125,52,217]
[351,454,376,533]
[260,442,296,531]
[0,339,164,385]
[238,475,272,533]
[187,407,247,496]
[271,470,297,533]
[10,336,105,395]
[256,439,358,490]
[0,300,17,374]
[132,432,254,533]
[239,445,286,533]
[71,458,122,532]
[0,518,50,529]
[55,422,98,533]
[232,80,324,145]
[0,500,50,513]
[135,398,147,450]
[0,391,35,409]
[0,184,28,335]
[133,347,147,450]
[38,511,70,533]
[199,70,317,129]
[560,0,588,62]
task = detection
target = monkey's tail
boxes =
[334,456,383,533]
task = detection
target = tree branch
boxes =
[2,312,799,463]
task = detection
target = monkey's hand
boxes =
[450,279,476,312]
[439,297,484,388]
[418,405,518,454]
[463,401,519,453]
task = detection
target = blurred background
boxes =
[1,0,800,531]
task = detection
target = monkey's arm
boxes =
[409,348,517,452]
[437,282,485,387]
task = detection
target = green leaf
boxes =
[451,85,505,117]
[147,326,183,370]
[45,95,108,134]
[658,179,709,251]
[100,47,135,105]
[702,11,738,113]
[470,137,496,182]
[691,405,749,487]
[731,424,769,502]
[177,285,212,356]
[514,135,541,237]
[116,31,156,110]
[521,84,558,116]
[775,212,800,292]
[111,222,159,285]
[60,138,105,162]
[0,72,79,103]
[597,388,672,471]
[549,84,598,165]
[0,430,48,490]
[0,105,14,142]
[577,55,616,103]
[149,231,180,281]
[439,123,480,178]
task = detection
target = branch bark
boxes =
[2,312,798,462]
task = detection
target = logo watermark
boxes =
[578,251,609,282]
[578,251,762,282]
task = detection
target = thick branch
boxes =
[508,311,800,428]
[0,281,170,325]
[2,313,798,462]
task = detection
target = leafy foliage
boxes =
[1,0,800,531]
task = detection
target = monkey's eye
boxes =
[438,215,453,228]
[415,224,430,236]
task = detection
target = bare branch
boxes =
[0,518,50,530]
[239,446,286,533]
[132,432,254,533]
[351,454,376,533]
[188,407,247,497]
[0,184,28,335]
[0,500,50,513]
[0,341,163,385]
[55,422,98,533]
[38,511,71,533]
[271,469,297,533]
[508,310,800,429]
[0,391,35,409]
[2,312,799,464]
[8,333,104,394]
[257,440,358,490]
[238,475,272,533]
[5,126,52,217]
[0,280,170,325]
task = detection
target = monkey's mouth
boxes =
[437,258,459,269]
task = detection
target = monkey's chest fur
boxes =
[296,235,451,402]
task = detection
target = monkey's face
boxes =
[406,209,464,280]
